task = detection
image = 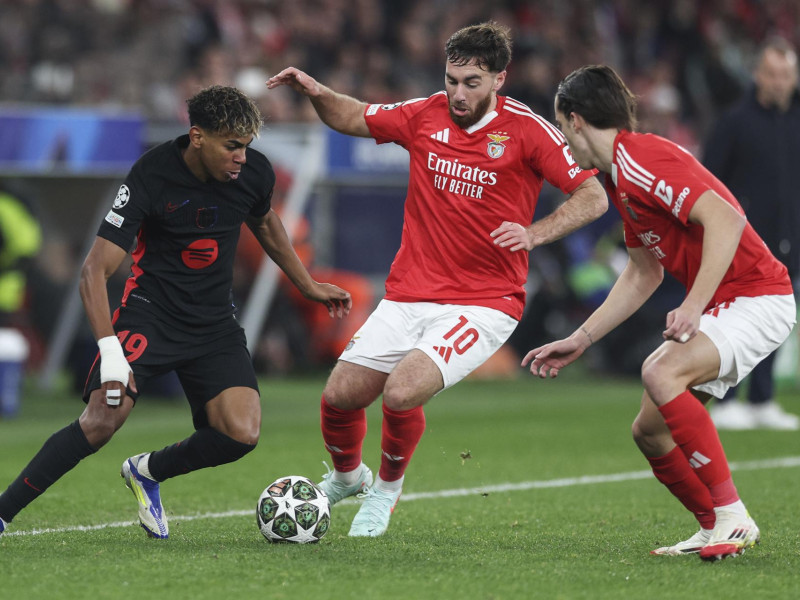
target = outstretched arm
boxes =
[522,245,663,378]
[266,67,371,138]
[246,210,352,318]
[491,177,607,252]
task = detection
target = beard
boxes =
[449,92,493,128]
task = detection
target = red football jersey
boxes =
[605,130,792,308]
[365,93,596,319]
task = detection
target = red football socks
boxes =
[647,446,716,529]
[658,391,739,507]
[320,395,367,473]
[379,404,426,482]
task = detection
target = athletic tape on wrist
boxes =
[97,336,131,399]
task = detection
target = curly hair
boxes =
[186,85,263,137]
[445,21,512,73]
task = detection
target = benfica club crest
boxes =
[486,133,510,159]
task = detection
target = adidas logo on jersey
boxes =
[433,345,453,363]
[431,128,450,143]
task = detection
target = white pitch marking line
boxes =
[6,455,800,537]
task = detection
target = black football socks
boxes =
[147,427,256,481]
[0,420,96,523]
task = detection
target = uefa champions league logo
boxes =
[113,184,130,209]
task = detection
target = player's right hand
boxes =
[521,338,584,378]
[100,376,137,408]
[266,67,320,97]
[98,335,137,406]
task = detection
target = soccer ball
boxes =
[257,475,331,543]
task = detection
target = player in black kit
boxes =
[0,85,351,539]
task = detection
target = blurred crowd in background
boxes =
[1,0,799,386]
[2,0,799,143]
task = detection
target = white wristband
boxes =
[98,335,131,405]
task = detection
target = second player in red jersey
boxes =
[524,65,795,561]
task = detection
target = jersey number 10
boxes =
[442,315,479,355]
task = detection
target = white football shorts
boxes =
[338,300,518,391]
[693,294,796,398]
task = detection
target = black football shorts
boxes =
[83,302,259,429]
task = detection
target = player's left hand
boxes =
[662,303,701,343]
[490,221,533,252]
[307,282,352,318]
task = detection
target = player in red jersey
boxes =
[267,22,608,536]
[523,65,795,561]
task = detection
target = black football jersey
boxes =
[98,135,274,327]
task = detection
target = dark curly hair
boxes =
[186,85,263,137]
[445,21,512,73]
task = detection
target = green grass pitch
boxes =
[2,372,799,599]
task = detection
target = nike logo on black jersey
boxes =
[166,199,191,212]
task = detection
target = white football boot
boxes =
[348,484,402,537]
[650,528,712,555]
[318,462,373,505]
[699,508,760,561]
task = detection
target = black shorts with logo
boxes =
[83,302,259,430]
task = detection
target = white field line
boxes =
[6,455,800,537]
